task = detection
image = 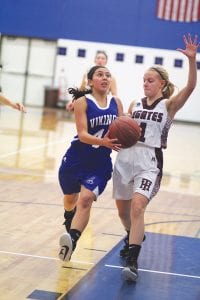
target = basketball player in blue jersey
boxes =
[113,33,199,282]
[58,65,123,261]
[66,51,117,111]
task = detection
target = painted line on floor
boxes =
[0,138,66,159]
[0,250,94,265]
[105,264,200,279]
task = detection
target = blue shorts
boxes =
[58,158,112,198]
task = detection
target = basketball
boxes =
[108,116,141,148]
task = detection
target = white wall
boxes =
[0,36,57,107]
[55,39,200,123]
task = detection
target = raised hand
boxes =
[177,33,199,59]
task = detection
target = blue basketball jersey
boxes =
[63,94,118,169]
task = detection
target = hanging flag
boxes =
[156,0,200,22]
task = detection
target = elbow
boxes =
[187,85,196,95]
[78,132,85,143]
[77,131,90,144]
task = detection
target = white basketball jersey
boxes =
[131,97,172,148]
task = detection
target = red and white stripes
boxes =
[156,0,200,22]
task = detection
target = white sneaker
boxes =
[59,232,73,261]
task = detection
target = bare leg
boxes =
[59,186,96,261]
[121,193,149,281]
[71,186,96,232]
[115,199,131,257]
[115,199,131,231]
[63,193,78,211]
[129,193,148,245]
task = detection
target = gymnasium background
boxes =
[0,0,199,122]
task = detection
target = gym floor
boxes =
[0,107,199,300]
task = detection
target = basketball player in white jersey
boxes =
[113,33,199,282]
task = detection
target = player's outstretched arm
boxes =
[0,93,26,112]
[167,33,199,118]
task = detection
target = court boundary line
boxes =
[1,250,199,280]
[0,250,94,265]
[0,200,200,218]
[105,264,200,279]
[0,138,67,159]
[0,168,57,177]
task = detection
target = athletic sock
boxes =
[69,229,81,250]
[64,207,76,218]
[127,244,141,267]
[63,207,76,232]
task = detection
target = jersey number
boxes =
[139,122,146,142]
[92,129,105,148]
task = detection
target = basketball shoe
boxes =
[122,257,138,282]
[59,232,73,261]
[122,244,141,282]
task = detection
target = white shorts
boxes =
[113,143,163,201]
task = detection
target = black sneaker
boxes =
[63,207,76,232]
[120,234,146,258]
[122,259,138,282]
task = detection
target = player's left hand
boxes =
[177,33,199,59]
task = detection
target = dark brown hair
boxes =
[68,66,106,100]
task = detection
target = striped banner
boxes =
[156,0,200,22]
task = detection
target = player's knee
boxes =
[118,209,130,221]
[131,203,145,219]
[64,194,78,205]
[78,195,94,210]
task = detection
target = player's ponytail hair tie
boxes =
[162,81,175,99]
[68,87,92,101]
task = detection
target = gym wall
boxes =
[0,0,199,122]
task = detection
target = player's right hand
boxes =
[102,131,122,151]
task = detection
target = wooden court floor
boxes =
[0,106,200,299]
